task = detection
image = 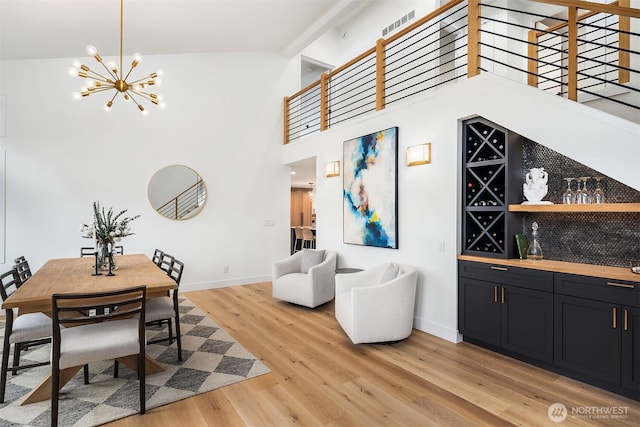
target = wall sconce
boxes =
[406,143,431,166]
[326,161,340,177]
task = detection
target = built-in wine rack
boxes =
[462,117,522,258]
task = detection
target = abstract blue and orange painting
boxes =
[343,127,398,249]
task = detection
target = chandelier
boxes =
[71,0,163,113]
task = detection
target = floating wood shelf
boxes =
[508,203,640,213]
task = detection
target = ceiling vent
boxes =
[382,10,415,37]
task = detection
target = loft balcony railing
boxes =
[284,0,640,144]
[156,179,206,220]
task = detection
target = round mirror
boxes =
[148,165,206,220]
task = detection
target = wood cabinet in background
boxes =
[291,188,313,226]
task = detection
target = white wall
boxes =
[302,0,437,68]
[0,51,298,291]
[283,73,640,343]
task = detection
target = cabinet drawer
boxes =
[458,260,553,292]
[555,273,640,307]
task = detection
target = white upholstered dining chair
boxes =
[0,268,51,403]
[51,285,147,427]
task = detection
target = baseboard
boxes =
[181,275,271,293]
[413,315,462,343]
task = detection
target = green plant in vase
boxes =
[81,201,140,270]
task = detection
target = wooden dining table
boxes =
[1,253,177,405]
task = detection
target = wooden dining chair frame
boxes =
[51,285,147,426]
[152,249,164,267]
[158,253,174,274]
[146,258,184,361]
[13,256,33,283]
[0,269,51,403]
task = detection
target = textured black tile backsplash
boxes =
[521,140,640,268]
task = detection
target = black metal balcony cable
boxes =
[328,55,375,87]
[287,88,321,127]
[330,88,377,124]
[385,49,468,97]
[329,71,375,105]
[330,88,376,117]
[386,62,468,100]
[330,102,377,126]
[481,2,568,22]
[329,76,376,107]
[386,3,467,61]
[330,60,375,107]
[330,76,375,112]
[576,34,638,56]
[480,46,639,111]
[286,2,639,143]
[293,98,322,125]
[481,12,637,83]
[386,42,468,88]
[479,55,564,88]
[288,93,320,125]
[385,23,467,80]
[385,8,467,64]
[286,88,320,121]
[579,16,632,37]
[328,97,374,123]
[383,4,467,103]
[386,67,467,106]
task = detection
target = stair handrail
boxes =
[157,179,206,220]
[283,0,640,145]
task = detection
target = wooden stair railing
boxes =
[283,0,640,145]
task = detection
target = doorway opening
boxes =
[289,157,316,253]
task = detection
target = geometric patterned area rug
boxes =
[0,296,270,426]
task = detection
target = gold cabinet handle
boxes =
[624,309,628,331]
[501,287,505,304]
[607,282,635,289]
[494,286,498,303]
[613,307,617,329]
[491,266,508,271]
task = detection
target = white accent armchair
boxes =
[272,249,337,308]
[335,263,418,344]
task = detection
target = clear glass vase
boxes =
[96,243,117,271]
[526,222,543,260]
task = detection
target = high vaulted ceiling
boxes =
[0,0,369,60]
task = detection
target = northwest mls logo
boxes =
[548,403,568,422]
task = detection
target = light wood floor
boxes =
[107,282,640,426]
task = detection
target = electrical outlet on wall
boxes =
[223,265,229,273]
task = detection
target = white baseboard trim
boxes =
[413,315,462,343]
[181,275,271,294]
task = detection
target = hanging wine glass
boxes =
[562,177,574,204]
[573,177,583,204]
[593,176,605,204]
[580,177,591,204]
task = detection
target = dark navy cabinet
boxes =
[459,260,640,401]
